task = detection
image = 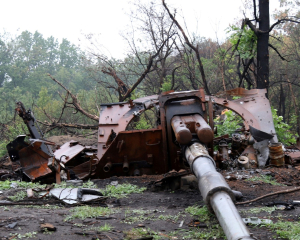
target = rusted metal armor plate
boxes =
[207,88,278,142]
[54,140,85,164]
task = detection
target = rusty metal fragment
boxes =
[269,142,285,166]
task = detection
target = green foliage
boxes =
[0,120,28,157]
[123,209,155,224]
[134,115,152,130]
[267,221,300,239]
[185,205,214,222]
[242,206,277,215]
[93,223,113,232]
[104,183,146,198]
[214,110,243,137]
[8,191,27,201]
[184,205,225,239]
[182,225,226,240]
[9,231,37,239]
[65,206,116,221]
[0,180,46,190]
[246,175,283,186]
[54,180,97,189]
[124,228,162,240]
[160,75,172,92]
[272,107,298,145]
[228,25,257,59]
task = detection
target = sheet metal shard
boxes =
[54,140,85,164]
[49,188,105,204]
[249,126,274,142]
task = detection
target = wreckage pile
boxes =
[1,88,299,240]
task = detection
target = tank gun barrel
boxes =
[185,142,254,240]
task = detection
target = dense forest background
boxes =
[0,0,299,155]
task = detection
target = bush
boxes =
[272,107,298,145]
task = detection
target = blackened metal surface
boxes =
[6,135,29,161]
[249,126,274,142]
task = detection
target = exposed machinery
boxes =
[7,88,278,240]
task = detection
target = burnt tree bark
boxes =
[256,0,269,90]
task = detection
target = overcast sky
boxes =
[1,0,280,59]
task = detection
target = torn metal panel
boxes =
[49,188,105,204]
[54,140,85,164]
[53,141,99,179]
[286,151,300,161]
[95,129,165,178]
[6,135,53,181]
[207,88,278,142]
[71,155,99,180]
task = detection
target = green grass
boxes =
[157,213,184,222]
[124,228,162,240]
[242,206,277,215]
[104,183,146,198]
[123,209,155,224]
[0,180,46,190]
[97,223,113,232]
[54,182,146,199]
[13,205,61,209]
[182,225,226,239]
[64,206,117,221]
[9,231,37,239]
[267,221,300,239]
[184,205,225,239]
[185,205,215,222]
[8,191,27,201]
[54,179,97,189]
[246,175,283,186]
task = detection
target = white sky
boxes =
[1,0,280,59]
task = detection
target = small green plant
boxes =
[65,206,116,221]
[242,206,277,215]
[9,231,37,239]
[267,221,300,239]
[54,179,97,189]
[42,228,53,235]
[134,115,152,130]
[185,205,215,222]
[97,223,113,232]
[272,107,298,145]
[246,175,283,186]
[157,213,184,222]
[0,120,28,158]
[183,225,226,239]
[104,183,146,198]
[160,75,172,92]
[8,191,27,201]
[124,228,161,240]
[123,209,155,224]
[214,110,243,137]
[184,205,225,239]
[227,24,257,60]
[0,180,46,190]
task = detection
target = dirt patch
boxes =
[47,135,97,147]
[0,167,299,239]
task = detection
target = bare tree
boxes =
[162,0,211,95]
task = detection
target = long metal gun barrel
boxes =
[185,142,255,240]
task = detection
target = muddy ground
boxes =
[0,135,300,239]
[0,167,299,240]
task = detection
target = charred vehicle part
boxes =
[6,102,55,182]
[6,88,279,240]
